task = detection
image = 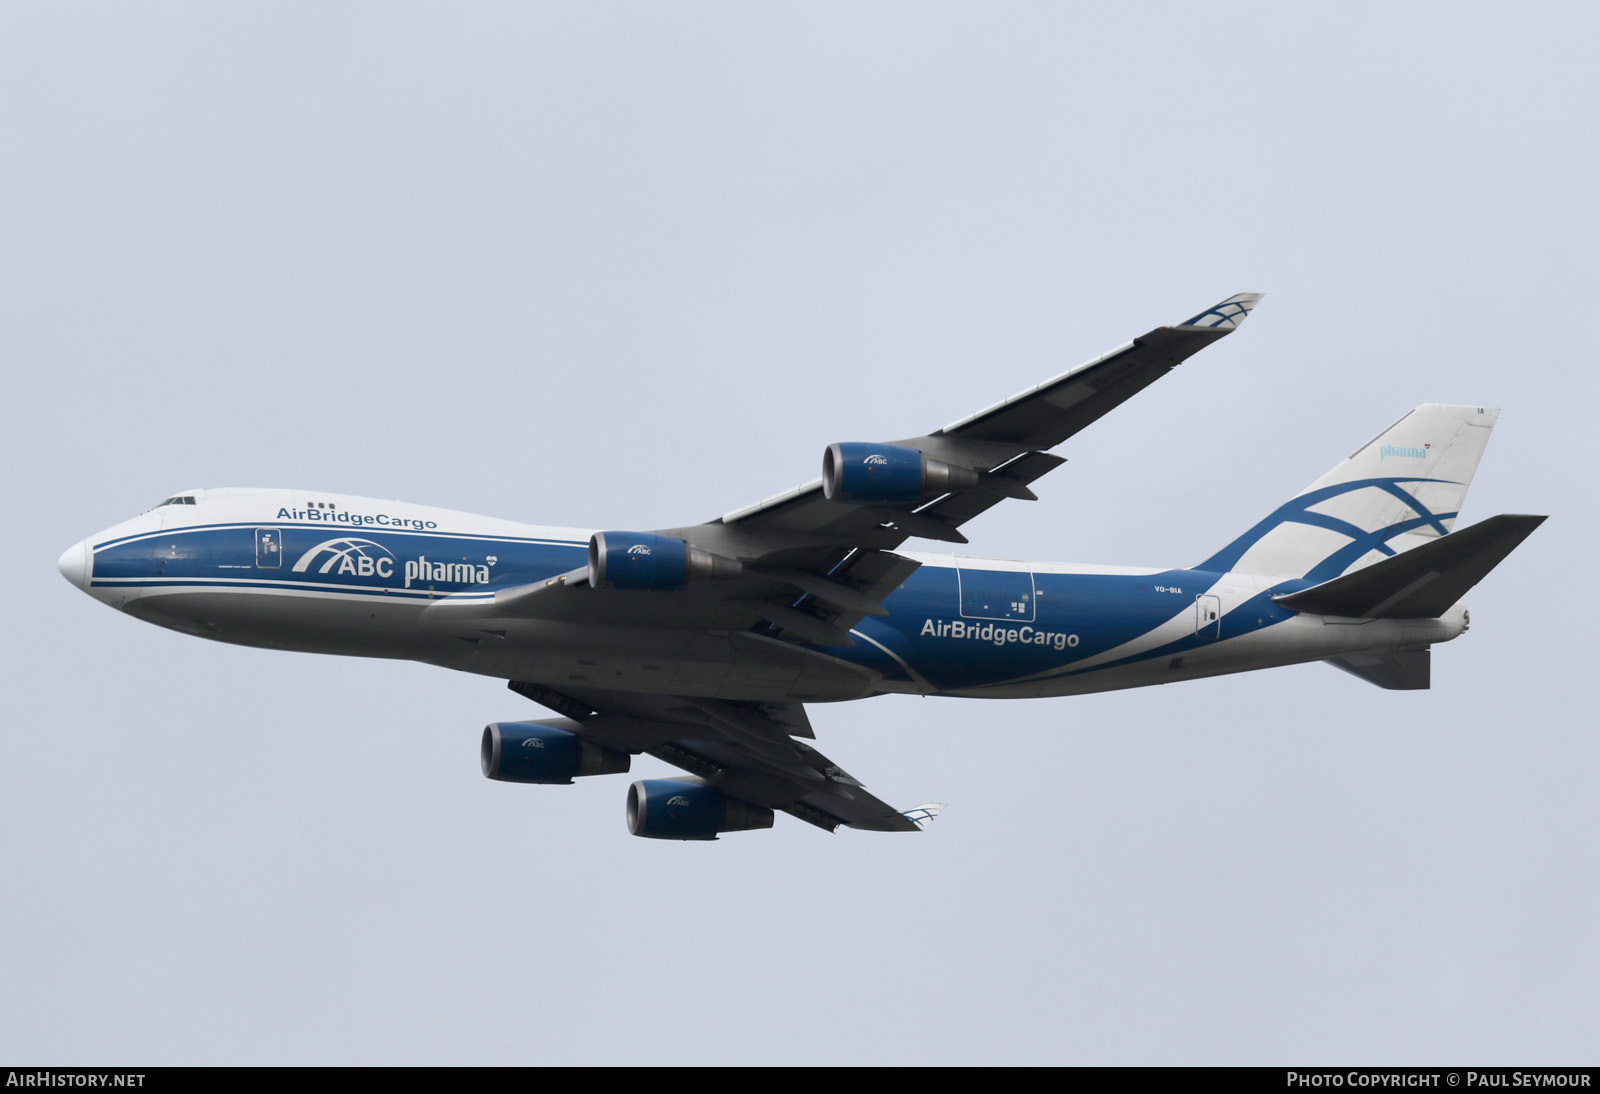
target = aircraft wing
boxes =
[711,291,1264,550]
[432,292,1262,648]
[449,293,1261,834]
[658,291,1263,641]
[509,681,922,832]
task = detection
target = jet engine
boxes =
[481,721,630,784]
[587,531,741,590]
[625,779,775,840]
[822,442,979,502]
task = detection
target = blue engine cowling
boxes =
[481,721,631,784]
[822,442,979,502]
[626,779,775,840]
[588,532,741,590]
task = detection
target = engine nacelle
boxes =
[822,442,979,502]
[626,779,775,840]
[481,721,631,785]
[587,531,741,590]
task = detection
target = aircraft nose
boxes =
[57,540,91,590]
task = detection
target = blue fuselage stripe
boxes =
[93,523,1275,691]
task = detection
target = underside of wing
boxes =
[929,293,1261,450]
[457,295,1266,839]
[509,681,923,833]
[658,293,1261,643]
[455,294,1263,652]
[706,293,1262,549]
[428,294,1262,697]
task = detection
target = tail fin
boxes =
[1197,405,1500,581]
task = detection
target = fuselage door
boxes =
[255,528,283,569]
[1194,593,1221,640]
[958,566,1037,622]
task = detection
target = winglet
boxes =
[1179,292,1264,331]
[901,802,946,830]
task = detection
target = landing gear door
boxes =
[1194,594,1221,640]
[255,528,283,569]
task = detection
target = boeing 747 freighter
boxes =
[57,294,1543,840]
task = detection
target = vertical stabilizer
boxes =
[1197,405,1499,581]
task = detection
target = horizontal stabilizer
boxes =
[1274,514,1545,619]
[1326,648,1431,690]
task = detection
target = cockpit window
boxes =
[155,496,197,507]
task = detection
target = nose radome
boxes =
[57,540,90,590]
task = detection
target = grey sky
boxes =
[3,3,1595,1064]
